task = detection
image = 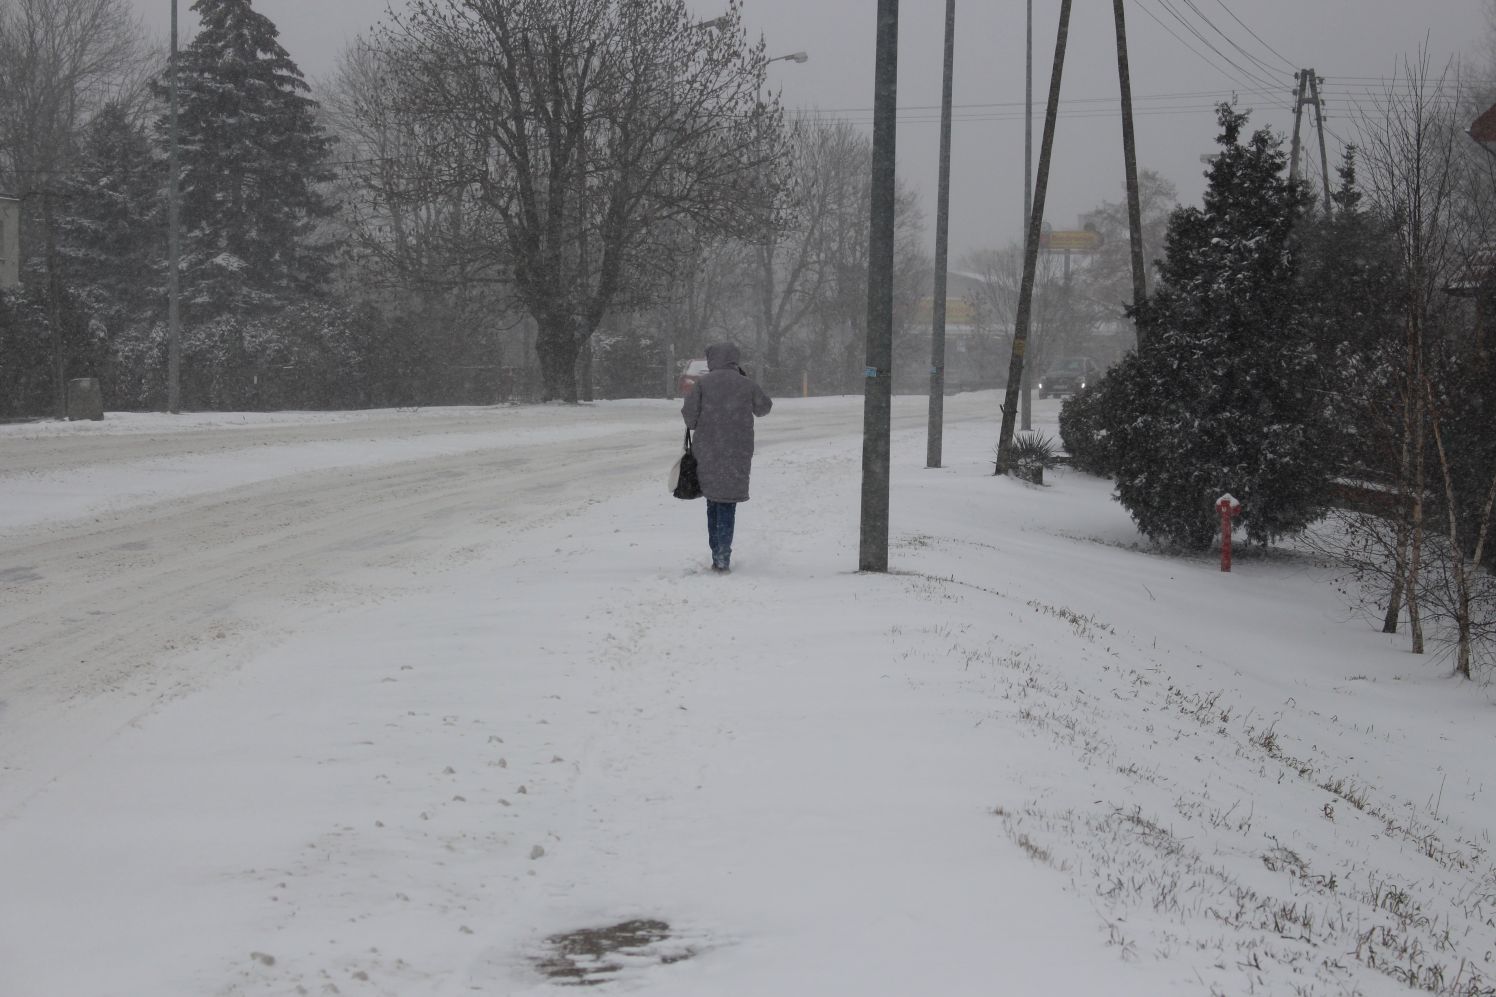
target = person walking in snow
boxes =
[681,342,773,573]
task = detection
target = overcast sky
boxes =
[132,0,1489,259]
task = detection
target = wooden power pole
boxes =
[996,0,1073,474]
[1289,68,1332,211]
[926,0,955,469]
[1308,71,1332,213]
[1113,0,1148,346]
[1289,70,1307,182]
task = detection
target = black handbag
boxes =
[671,429,703,500]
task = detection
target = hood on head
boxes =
[705,343,741,371]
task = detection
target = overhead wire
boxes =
[1145,0,1292,97]
[1128,0,1292,108]
[1176,0,1294,84]
[790,0,1307,132]
[791,85,1284,118]
[1211,0,1298,74]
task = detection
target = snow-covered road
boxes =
[0,398,953,818]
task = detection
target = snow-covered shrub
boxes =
[0,282,107,419]
[1001,431,1061,484]
[105,321,168,411]
[1058,381,1114,476]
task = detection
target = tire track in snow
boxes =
[0,394,994,822]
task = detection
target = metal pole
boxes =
[997,0,1072,474]
[927,0,954,469]
[167,0,182,414]
[1113,0,1148,347]
[859,0,898,573]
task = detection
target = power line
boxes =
[1129,0,1241,85]
[1212,0,1297,73]
[1178,0,1292,83]
[799,85,1282,116]
[795,104,1269,127]
[1148,0,1289,95]
[1129,0,1291,106]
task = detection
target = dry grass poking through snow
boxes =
[890,543,1496,997]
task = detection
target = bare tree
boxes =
[324,37,518,398]
[1424,372,1496,676]
[1351,52,1496,672]
[791,126,924,395]
[326,38,499,299]
[748,117,863,394]
[958,243,1080,390]
[0,0,145,417]
[378,0,783,402]
[1357,55,1463,656]
[1078,169,1176,324]
[657,228,748,385]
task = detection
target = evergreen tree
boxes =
[1295,148,1403,477]
[1096,105,1334,549]
[59,102,165,336]
[162,0,335,319]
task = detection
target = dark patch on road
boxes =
[0,566,42,585]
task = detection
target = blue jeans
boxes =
[707,500,737,567]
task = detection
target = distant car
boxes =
[677,358,710,396]
[1037,357,1102,399]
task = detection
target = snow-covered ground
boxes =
[1,392,1493,996]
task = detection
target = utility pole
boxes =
[577,133,592,402]
[1020,0,1034,431]
[167,0,182,414]
[1024,0,1032,235]
[996,0,1072,474]
[926,0,954,469]
[1289,69,1332,211]
[859,0,898,572]
[1288,70,1307,183]
[1113,0,1148,346]
[1308,71,1332,213]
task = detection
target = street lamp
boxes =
[767,51,809,65]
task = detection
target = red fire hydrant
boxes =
[1217,493,1241,572]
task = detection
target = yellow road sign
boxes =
[1039,229,1101,252]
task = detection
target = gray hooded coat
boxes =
[681,343,773,502]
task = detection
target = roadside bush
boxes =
[0,289,50,418]
[1002,430,1062,485]
[106,321,168,410]
[0,283,107,419]
[1058,380,1114,475]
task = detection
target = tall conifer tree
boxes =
[163,0,334,318]
[60,103,165,334]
